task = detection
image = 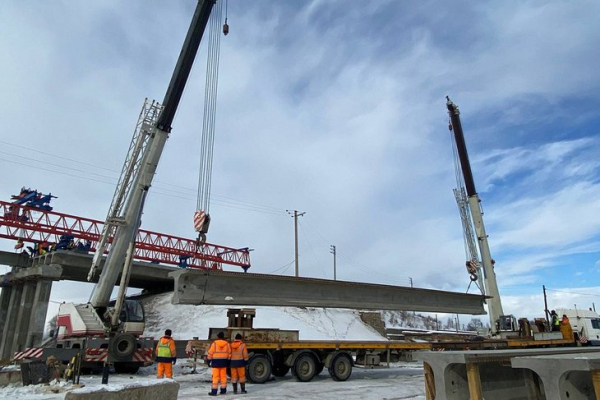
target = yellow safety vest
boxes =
[157,340,173,358]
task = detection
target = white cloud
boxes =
[1,0,600,323]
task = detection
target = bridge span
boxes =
[0,249,486,359]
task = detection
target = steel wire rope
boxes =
[196,0,222,214]
[450,124,484,294]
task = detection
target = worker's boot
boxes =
[220,387,227,395]
[232,383,238,394]
[208,388,217,396]
[240,383,247,394]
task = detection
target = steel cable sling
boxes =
[194,0,224,246]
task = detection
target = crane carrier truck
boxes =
[44,0,218,373]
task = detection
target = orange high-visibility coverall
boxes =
[230,339,249,384]
[155,336,176,378]
[207,339,231,390]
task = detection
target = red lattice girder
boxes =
[0,200,250,271]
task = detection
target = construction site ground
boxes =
[1,362,425,399]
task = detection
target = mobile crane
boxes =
[54,0,218,372]
[446,97,505,335]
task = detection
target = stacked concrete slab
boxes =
[416,347,600,400]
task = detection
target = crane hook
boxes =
[223,18,229,36]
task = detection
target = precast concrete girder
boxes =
[28,250,178,291]
[170,269,487,314]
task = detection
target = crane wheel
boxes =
[109,333,136,361]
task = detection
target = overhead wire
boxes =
[545,288,600,298]
[0,144,288,216]
[298,220,326,277]
[299,218,408,285]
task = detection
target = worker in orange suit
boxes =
[230,333,249,394]
[155,329,177,379]
[560,314,574,342]
[206,331,231,396]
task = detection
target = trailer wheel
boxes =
[293,354,317,382]
[315,362,324,376]
[272,364,290,377]
[247,354,271,384]
[329,353,352,381]
[109,333,136,361]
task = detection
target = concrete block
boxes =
[512,352,600,400]
[0,369,22,386]
[416,347,600,400]
[64,380,180,400]
[20,359,49,386]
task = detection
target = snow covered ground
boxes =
[0,294,428,399]
[142,293,386,341]
[0,362,425,399]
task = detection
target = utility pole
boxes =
[543,285,549,328]
[409,277,413,288]
[330,245,337,280]
[286,210,305,277]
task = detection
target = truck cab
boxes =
[557,308,600,345]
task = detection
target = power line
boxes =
[546,288,600,298]
[298,220,325,277]
[0,156,287,216]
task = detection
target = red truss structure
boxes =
[0,200,250,271]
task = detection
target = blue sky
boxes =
[1,0,600,322]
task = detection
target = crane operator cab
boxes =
[115,299,146,336]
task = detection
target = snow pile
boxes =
[69,378,174,394]
[142,293,385,341]
[0,379,72,399]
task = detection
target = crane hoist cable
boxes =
[449,118,484,295]
[194,0,224,246]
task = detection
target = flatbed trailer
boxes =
[187,338,431,383]
[184,309,578,384]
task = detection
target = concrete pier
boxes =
[0,282,23,359]
[0,265,61,360]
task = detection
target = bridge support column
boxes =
[0,283,23,359]
[0,285,14,344]
[26,279,53,347]
[12,281,37,353]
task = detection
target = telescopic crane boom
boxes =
[446,96,504,333]
[89,0,216,311]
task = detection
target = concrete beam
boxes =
[170,269,487,314]
[416,348,600,400]
[29,251,177,291]
[0,251,30,268]
[512,352,600,400]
